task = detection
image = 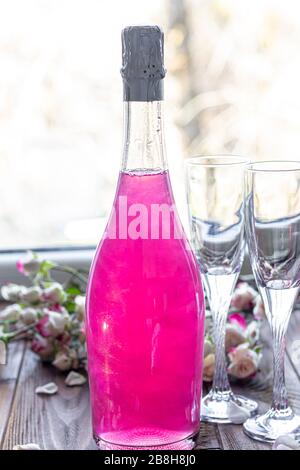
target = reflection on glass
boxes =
[244,161,300,442]
[185,156,258,424]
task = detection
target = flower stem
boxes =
[50,266,88,285]
[3,322,38,342]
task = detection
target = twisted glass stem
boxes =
[211,306,231,394]
[203,272,239,396]
[260,285,299,413]
[272,327,288,410]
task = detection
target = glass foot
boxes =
[201,390,258,424]
[243,407,300,443]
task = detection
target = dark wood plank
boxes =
[2,343,97,450]
[195,422,220,450]
[0,341,26,446]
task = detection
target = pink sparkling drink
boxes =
[86,25,205,450]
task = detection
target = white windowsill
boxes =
[0,248,95,288]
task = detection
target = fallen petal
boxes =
[228,402,252,424]
[13,443,41,450]
[273,434,300,450]
[65,371,87,387]
[35,382,58,395]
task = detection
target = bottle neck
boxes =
[121,101,167,173]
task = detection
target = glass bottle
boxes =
[86,25,205,450]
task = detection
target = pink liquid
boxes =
[86,170,205,449]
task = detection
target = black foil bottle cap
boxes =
[121,25,166,102]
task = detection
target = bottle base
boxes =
[94,428,199,450]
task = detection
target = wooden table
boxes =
[1,312,300,450]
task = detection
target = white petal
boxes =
[0,304,22,322]
[75,295,86,320]
[273,434,300,450]
[52,353,72,371]
[13,443,41,450]
[228,402,252,424]
[21,286,42,303]
[21,308,38,325]
[35,382,58,395]
[1,284,26,301]
[65,371,87,387]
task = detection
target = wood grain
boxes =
[1,343,96,450]
[0,341,26,446]
[195,422,221,450]
[0,312,300,450]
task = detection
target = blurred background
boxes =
[1,0,300,250]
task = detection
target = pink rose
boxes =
[56,331,71,344]
[36,315,51,337]
[21,307,38,325]
[36,309,70,338]
[253,297,266,320]
[31,335,54,361]
[16,252,40,276]
[43,283,66,304]
[50,303,63,312]
[20,286,42,304]
[228,344,261,379]
[1,283,26,302]
[229,312,247,330]
[231,282,257,310]
[225,324,246,352]
[245,321,260,346]
[0,304,22,322]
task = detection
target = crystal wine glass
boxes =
[243,161,300,442]
[185,156,258,423]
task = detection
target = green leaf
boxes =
[205,334,214,344]
[43,281,53,288]
[66,286,81,296]
[39,260,56,278]
[64,301,76,314]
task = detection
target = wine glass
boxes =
[185,156,258,423]
[243,161,300,442]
